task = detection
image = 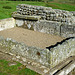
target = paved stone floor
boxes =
[0,27,63,49]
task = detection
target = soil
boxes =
[0,27,63,49]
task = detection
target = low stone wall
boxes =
[0,18,15,31]
[0,36,50,68]
[0,36,75,69]
[15,19,75,38]
[35,21,75,37]
[60,24,75,37]
[12,4,75,38]
[49,37,75,68]
[16,4,75,25]
[0,4,75,72]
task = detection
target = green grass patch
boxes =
[0,59,40,75]
[3,6,12,9]
[46,2,75,11]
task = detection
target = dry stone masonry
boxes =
[0,36,75,69]
[12,4,75,38]
[0,4,75,75]
[16,4,75,24]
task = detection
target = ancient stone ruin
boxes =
[0,4,75,75]
[13,4,75,38]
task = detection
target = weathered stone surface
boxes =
[14,18,75,38]
[45,56,75,75]
[49,38,75,68]
[0,18,15,31]
[34,20,61,35]
[70,11,75,16]
[16,19,24,26]
[12,4,75,38]
[0,36,50,68]
[12,14,41,21]
[13,4,75,25]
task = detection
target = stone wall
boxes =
[35,21,75,37]
[12,4,75,38]
[0,36,50,68]
[60,24,75,37]
[0,4,75,73]
[16,4,75,25]
[49,37,75,68]
[70,11,75,16]
[15,19,75,38]
[0,36,75,69]
[0,18,15,31]
[34,20,61,35]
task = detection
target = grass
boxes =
[0,1,75,19]
[0,59,40,75]
[0,1,75,75]
[0,1,45,19]
[46,2,75,11]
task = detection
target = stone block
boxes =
[0,18,15,31]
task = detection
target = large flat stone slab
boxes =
[12,14,41,21]
[0,27,63,49]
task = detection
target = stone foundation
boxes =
[0,4,75,75]
[12,4,75,38]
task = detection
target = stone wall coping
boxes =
[39,20,61,24]
[12,14,41,21]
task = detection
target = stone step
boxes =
[45,56,75,75]
[55,60,75,75]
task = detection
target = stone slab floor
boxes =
[0,27,63,49]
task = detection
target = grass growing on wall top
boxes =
[0,1,75,19]
[0,59,40,75]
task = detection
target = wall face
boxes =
[0,36,50,68]
[34,20,61,35]
[35,21,75,37]
[13,4,75,38]
[15,19,75,38]
[15,19,61,35]
[15,19,36,30]
[70,11,75,16]
[61,24,75,37]
[0,36,75,69]
[0,4,75,73]
[0,18,15,31]
[49,38,75,68]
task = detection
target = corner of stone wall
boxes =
[0,17,16,31]
[49,37,75,68]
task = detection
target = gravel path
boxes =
[0,27,63,49]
